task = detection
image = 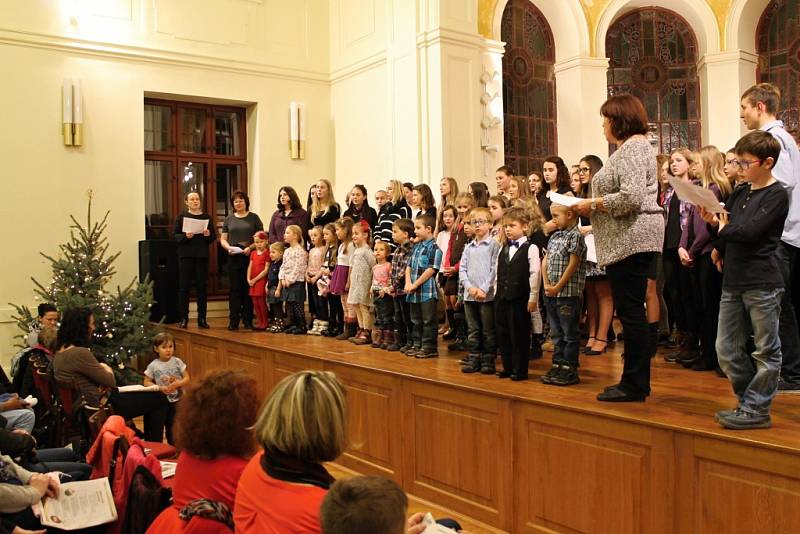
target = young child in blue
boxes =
[404,214,442,358]
[144,332,190,444]
[541,203,587,386]
[459,207,501,374]
[701,130,789,429]
[266,242,285,333]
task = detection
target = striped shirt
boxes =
[459,235,501,302]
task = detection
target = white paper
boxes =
[584,233,597,264]
[160,461,177,479]
[228,246,244,255]
[118,384,160,393]
[40,478,117,530]
[547,191,581,208]
[182,217,208,234]
[669,177,727,214]
[422,513,457,533]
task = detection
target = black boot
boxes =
[197,318,210,329]
[461,353,481,373]
[480,354,497,375]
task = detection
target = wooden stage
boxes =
[166,321,800,534]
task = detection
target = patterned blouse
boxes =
[279,246,308,284]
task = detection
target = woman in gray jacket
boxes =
[574,94,665,402]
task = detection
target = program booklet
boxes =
[40,478,117,530]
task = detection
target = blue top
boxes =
[459,235,501,302]
[405,238,442,303]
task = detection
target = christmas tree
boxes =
[11,191,156,366]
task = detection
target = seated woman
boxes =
[52,307,169,443]
[148,370,260,533]
[234,370,347,534]
[0,453,59,531]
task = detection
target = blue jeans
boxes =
[545,296,580,367]
[464,301,496,354]
[716,287,783,415]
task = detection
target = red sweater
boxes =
[233,452,327,534]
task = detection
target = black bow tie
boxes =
[509,240,522,248]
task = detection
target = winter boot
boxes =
[461,353,481,374]
[387,330,404,351]
[348,327,364,342]
[353,329,372,345]
[380,329,394,349]
[336,322,357,340]
[480,353,497,375]
[371,329,384,348]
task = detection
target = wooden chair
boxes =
[32,368,63,446]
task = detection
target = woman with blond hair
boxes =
[677,145,732,372]
[234,370,347,533]
[310,179,341,230]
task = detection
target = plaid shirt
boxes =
[390,241,412,296]
[405,238,442,303]
[545,225,586,298]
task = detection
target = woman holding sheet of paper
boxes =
[221,191,264,331]
[174,191,216,329]
[573,94,664,403]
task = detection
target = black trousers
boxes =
[228,254,253,325]
[606,252,654,396]
[393,296,411,344]
[110,390,170,442]
[777,242,800,382]
[662,249,686,332]
[178,257,209,321]
[694,253,722,367]
[496,298,531,378]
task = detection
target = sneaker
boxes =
[404,346,421,357]
[540,364,561,384]
[777,377,800,394]
[415,348,439,359]
[714,407,738,422]
[717,408,771,430]
[447,338,468,351]
[548,365,580,386]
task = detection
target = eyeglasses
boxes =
[471,219,489,226]
[578,167,591,174]
[724,159,737,166]
[736,159,762,170]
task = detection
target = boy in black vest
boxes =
[495,207,542,381]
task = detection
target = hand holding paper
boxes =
[182,217,209,234]
[669,177,727,214]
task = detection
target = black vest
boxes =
[496,242,531,301]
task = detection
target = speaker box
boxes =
[139,240,179,323]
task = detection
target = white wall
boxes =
[0,0,332,365]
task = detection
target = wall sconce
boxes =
[289,101,306,160]
[62,78,84,146]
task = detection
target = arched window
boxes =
[606,8,701,153]
[501,0,556,176]
[757,0,800,144]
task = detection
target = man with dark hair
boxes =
[741,82,800,393]
[320,476,407,534]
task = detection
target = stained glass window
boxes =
[501,0,556,176]
[757,0,800,144]
[606,8,701,153]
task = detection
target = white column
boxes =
[698,50,758,151]
[553,56,610,164]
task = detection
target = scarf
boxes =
[260,447,334,490]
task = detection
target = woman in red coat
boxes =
[148,370,260,534]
